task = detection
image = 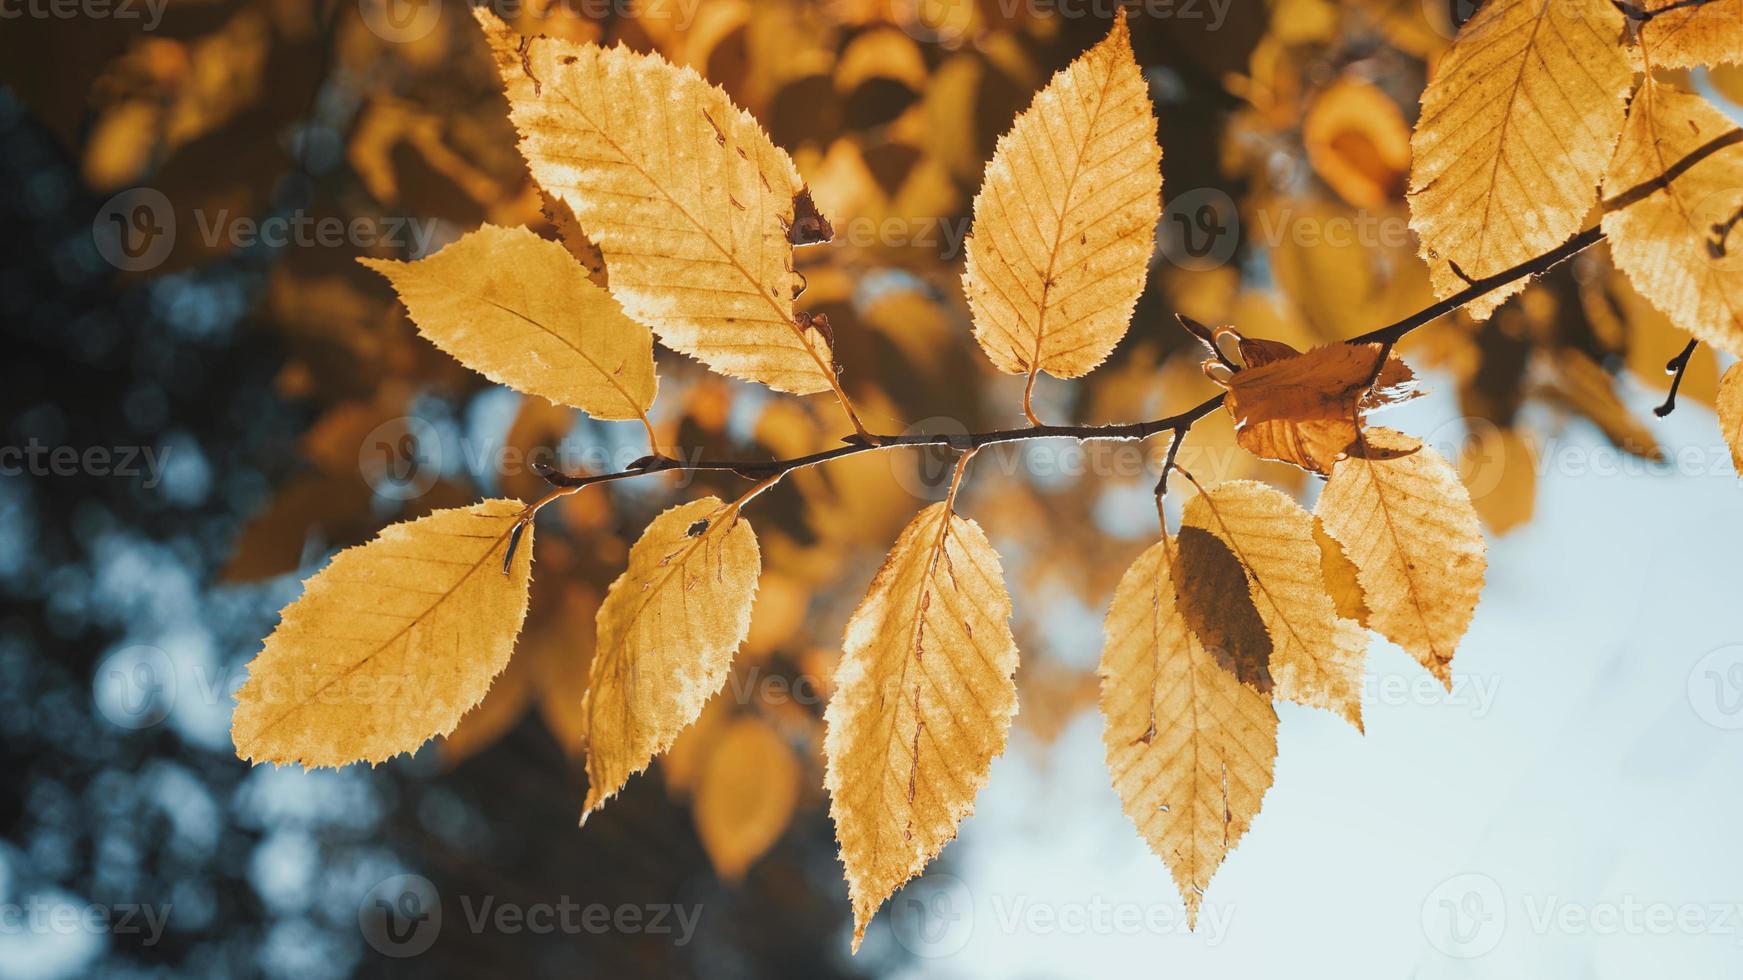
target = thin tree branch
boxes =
[1654,338,1700,418]
[533,132,1741,507]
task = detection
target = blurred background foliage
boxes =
[3,0,1739,975]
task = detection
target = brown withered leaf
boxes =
[1219,339,1420,474]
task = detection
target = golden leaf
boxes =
[1639,0,1743,69]
[1601,81,1743,357]
[1316,432,1488,687]
[1314,517,1371,626]
[232,500,534,767]
[477,11,844,398]
[361,224,657,425]
[584,497,761,817]
[1181,482,1368,728]
[1719,362,1743,476]
[695,716,801,882]
[1220,339,1419,474]
[1407,0,1633,318]
[1100,538,1277,926]
[823,502,1020,950]
[962,11,1162,419]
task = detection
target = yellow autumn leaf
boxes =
[1314,517,1370,626]
[476,11,844,399]
[1181,481,1368,728]
[1601,81,1743,357]
[1100,538,1277,927]
[1407,0,1633,319]
[583,497,761,817]
[1719,363,1743,476]
[232,500,534,767]
[1639,0,1743,69]
[360,224,657,424]
[823,501,1020,950]
[695,716,801,882]
[1316,431,1488,687]
[962,10,1162,421]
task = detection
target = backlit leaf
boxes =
[477,11,843,397]
[584,497,762,817]
[1316,431,1488,687]
[1601,81,1743,358]
[1182,482,1368,728]
[232,500,534,767]
[1407,0,1633,318]
[1100,538,1277,926]
[824,502,1020,950]
[361,224,657,421]
[1638,0,1743,69]
[962,11,1161,405]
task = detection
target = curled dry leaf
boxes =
[962,11,1162,398]
[361,224,657,421]
[1601,82,1743,358]
[1100,538,1277,927]
[1720,362,1743,476]
[476,11,840,396]
[694,716,801,882]
[824,502,1020,950]
[584,497,761,818]
[1316,430,1488,687]
[1407,0,1632,318]
[1181,481,1369,728]
[1215,336,1419,474]
[232,500,534,767]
